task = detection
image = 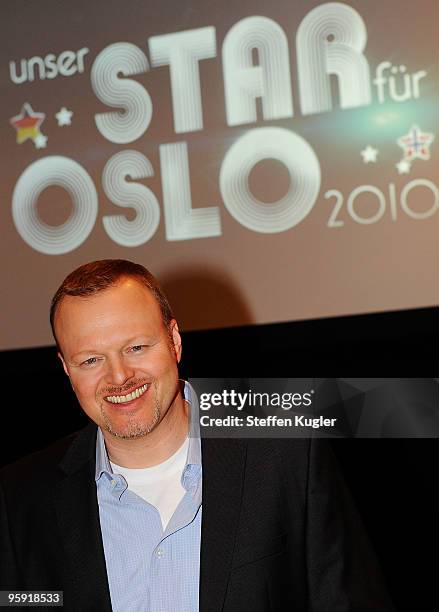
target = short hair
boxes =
[50,259,174,345]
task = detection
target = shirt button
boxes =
[111,479,117,487]
[156,548,165,558]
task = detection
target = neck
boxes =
[102,394,189,468]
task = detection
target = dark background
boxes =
[2,306,439,610]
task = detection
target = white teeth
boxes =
[106,384,148,404]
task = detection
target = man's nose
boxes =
[106,355,135,387]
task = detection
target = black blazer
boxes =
[0,424,393,611]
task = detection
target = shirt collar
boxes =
[95,380,201,482]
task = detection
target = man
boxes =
[0,259,393,611]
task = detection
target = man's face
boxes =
[54,277,182,440]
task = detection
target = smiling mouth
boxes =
[105,383,148,405]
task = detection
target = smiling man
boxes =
[53,269,188,464]
[0,259,394,611]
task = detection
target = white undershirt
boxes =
[110,437,189,530]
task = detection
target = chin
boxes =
[103,409,161,439]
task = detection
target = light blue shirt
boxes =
[95,382,202,612]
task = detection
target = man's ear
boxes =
[58,352,70,377]
[169,320,182,363]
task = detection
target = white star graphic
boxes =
[361,145,378,163]
[55,107,73,126]
[34,133,48,149]
[396,159,411,174]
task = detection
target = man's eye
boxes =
[131,345,145,353]
[82,357,99,366]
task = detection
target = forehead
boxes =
[55,278,164,349]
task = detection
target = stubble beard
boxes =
[99,380,161,439]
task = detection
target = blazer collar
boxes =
[54,423,112,611]
[58,421,98,475]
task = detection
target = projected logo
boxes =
[8,2,437,254]
[360,127,436,176]
[9,48,89,84]
[10,104,47,149]
[398,125,434,163]
[326,123,437,228]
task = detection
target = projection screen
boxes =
[1,0,438,349]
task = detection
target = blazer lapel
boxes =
[53,424,112,611]
[52,426,247,611]
[199,438,247,612]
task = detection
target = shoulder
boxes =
[0,423,97,490]
[204,437,318,468]
[246,437,312,467]
[244,438,341,492]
